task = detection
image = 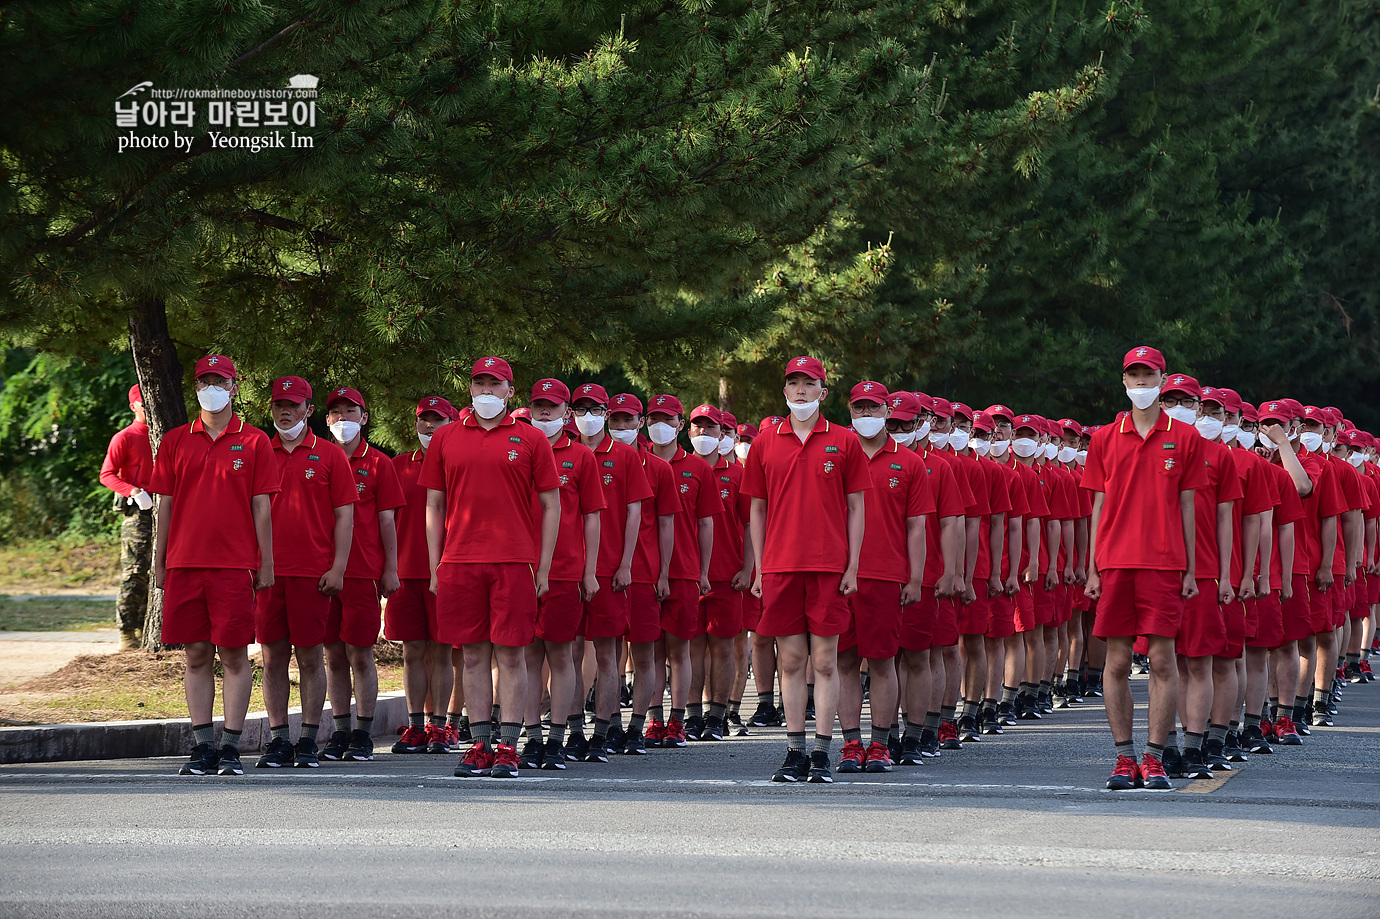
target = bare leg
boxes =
[1145,635,1180,746]
[218,645,252,731]
[184,641,217,726]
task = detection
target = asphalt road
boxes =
[2,672,1378,918]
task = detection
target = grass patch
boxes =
[0,538,120,593]
[0,596,114,632]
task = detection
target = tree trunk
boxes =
[128,297,186,653]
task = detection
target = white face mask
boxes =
[609,428,639,445]
[949,430,971,451]
[1075,450,1087,466]
[1261,436,1279,452]
[718,435,735,455]
[1235,430,1256,449]
[197,386,231,412]
[929,431,950,449]
[575,414,605,437]
[1195,417,1224,441]
[1126,385,1161,410]
[329,420,360,443]
[734,442,751,460]
[972,438,990,456]
[891,429,916,447]
[533,418,566,438]
[417,432,433,449]
[787,400,820,421]
[1221,423,1240,444]
[1043,442,1059,461]
[1012,437,1039,458]
[1165,405,1198,425]
[648,421,679,446]
[1300,432,1324,453]
[989,440,1010,458]
[1057,445,1077,464]
[1348,452,1365,468]
[471,394,507,419]
[690,434,720,455]
[852,416,886,438]
[916,420,932,439]
[274,419,306,440]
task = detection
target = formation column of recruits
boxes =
[138,349,1380,786]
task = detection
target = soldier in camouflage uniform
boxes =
[99,384,154,649]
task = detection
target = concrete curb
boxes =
[0,690,410,764]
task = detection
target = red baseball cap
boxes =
[1240,401,1258,423]
[531,379,570,403]
[1203,386,1241,413]
[950,401,974,422]
[1280,398,1304,418]
[1123,346,1166,372]
[510,407,531,421]
[784,355,826,382]
[271,376,312,404]
[194,355,236,379]
[1161,373,1201,399]
[472,356,514,382]
[1343,429,1371,450]
[1258,400,1291,424]
[720,411,738,429]
[1014,413,1042,433]
[1324,405,1343,425]
[888,392,922,422]
[609,393,643,415]
[736,423,758,439]
[416,395,457,419]
[648,394,684,416]
[912,392,935,414]
[760,415,786,431]
[1057,417,1081,435]
[689,403,723,425]
[850,381,889,405]
[572,383,609,405]
[327,386,365,410]
[984,404,1014,423]
[972,410,994,433]
[1301,405,1325,423]
[128,384,142,405]
[929,396,954,419]
[1321,408,1341,427]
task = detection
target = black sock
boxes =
[629,713,646,736]
[192,723,214,747]
[761,690,775,709]
[812,733,831,756]
[356,715,373,736]
[939,704,956,724]
[786,731,806,752]
[1292,696,1308,722]
[220,727,242,752]
[300,723,319,743]
[409,712,425,729]
[592,718,610,744]
[447,711,464,728]
[1184,731,1204,754]
[427,713,445,728]
[333,714,352,734]
[707,702,727,722]
[270,723,289,742]
[687,702,703,720]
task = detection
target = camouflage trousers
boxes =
[117,511,152,632]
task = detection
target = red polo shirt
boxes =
[994,458,1030,580]
[1190,438,1245,578]
[707,456,751,582]
[1328,454,1367,575]
[391,448,432,580]
[1007,457,1050,575]
[916,445,967,587]
[1279,451,1345,576]
[1265,460,1306,585]
[1082,411,1208,572]
[538,434,607,581]
[586,436,654,578]
[1225,445,1275,586]
[742,417,871,575]
[965,451,1013,582]
[342,440,406,580]
[633,450,681,584]
[859,439,933,583]
[419,413,562,565]
[148,415,280,570]
[265,432,358,578]
[100,421,153,497]
[662,446,724,580]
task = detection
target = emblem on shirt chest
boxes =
[889,476,900,489]
[356,482,367,494]
[507,450,519,462]
[679,482,690,494]
[603,474,613,486]
[304,468,316,479]
[1164,458,1175,471]
[559,474,570,486]
[823,460,835,474]
[720,488,730,500]
[232,458,244,471]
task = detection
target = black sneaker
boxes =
[1312,705,1334,727]
[1037,689,1054,713]
[1086,677,1104,697]
[344,730,374,761]
[1016,696,1042,720]
[958,715,980,743]
[1181,747,1213,779]
[1203,739,1232,771]
[180,742,220,775]
[584,739,610,763]
[538,737,565,770]
[1294,712,1312,736]
[702,716,725,741]
[1161,745,1186,778]
[1241,725,1273,754]
[997,701,1017,726]
[1066,683,1084,704]
[898,736,924,766]
[981,710,1004,735]
[564,731,590,762]
[621,730,646,755]
[727,712,750,736]
[620,678,633,708]
[771,748,810,782]
[452,718,472,744]
[919,729,940,757]
[216,745,242,776]
[887,733,902,764]
[1054,685,1070,709]
[606,724,625,753]
[255,736,295,768]
[748,701,781,727]
[520,738,544,769]
[584,687,597,716]
[1223,731,1248,763]
[321,731,351,761]
[683,715,705,742]
[805,699,816,722]
[806,750,833,783]
[294,737,320,768]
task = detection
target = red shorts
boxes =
[625,583,662,644]
[384,578,440,643]
[1176,581,1226,659]
[1281,574,1312,643]
[958,594,990,636]
[1074,584,1092,612]
[1307,580,1334,635]
[161,567,256,647]
[1033,582,1057,628]
[254,575,330,647]
[757,571,850,638]
[1333,582,1351,629]
[742,591,763,632]
[899,590,936,652]
[1352,575,1371,620]
[435,562,537,647]
[1370,568,1380,606]
[1220,599,1245,660]
[1013,585,1037,633]
[931,597,960,648]
[1243,595,1260,641]
[325,578,381,647]
[1092,568,1185,640]
[660,578,700,641]
[840,578,902,659]
[698,582,743,638]
[536,580,583,643]
[1248,591,1284,649]
[582,577,630,639]
[985,593,1016,640]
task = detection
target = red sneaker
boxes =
[1360,661,1374,679]
[491,742,521,778]
[938,720,961,750]
[1139,753,1171,789]
[863,740,893,773]
[836,739,866,773]
[453,741,494,777]
[424,722,450,754]
[1105,754,1141,790]
[443,723,461,751]
[662,719,688,748]
[1260,717,1277,741]
[391,724,427,754]
[644,719,666,745]
[1273,716,1303,745]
